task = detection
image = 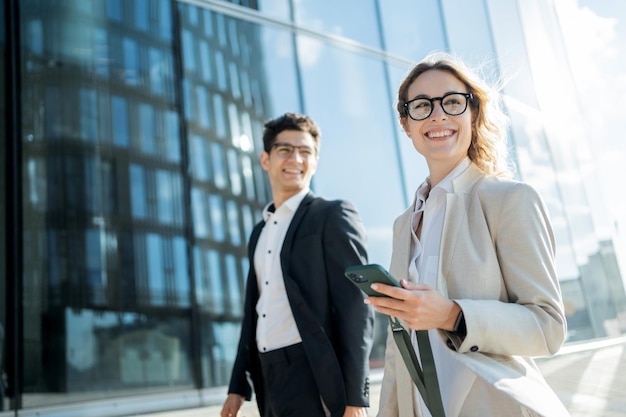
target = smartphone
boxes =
[344,264,402,297]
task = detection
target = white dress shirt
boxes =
[254,188,309,352]
[409,158,475,417]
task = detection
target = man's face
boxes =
[260,129,319,199]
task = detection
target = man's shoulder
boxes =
[306,195,356,212]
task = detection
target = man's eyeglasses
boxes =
[403,92,473,121]
[270,143,317,158]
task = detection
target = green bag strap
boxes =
[389,316,446,417]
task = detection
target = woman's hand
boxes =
[365,279,460,331]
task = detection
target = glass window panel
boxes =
[240,71,252,107]
[44,86,62,139]
[211,142,228,189]
[259,26,302,112]
[241,155,255,201]
[199,40,213,83]
[157,170,174,224]
[183,79,193,121]
[226,200,242,246]
[241,204,255,241]
[196,85,210,129]
[378,0,446,60]
[122,37,139,85]
[191,135,210,181]
[26,157,47,211]
[173,237,190,307]
[440,0,496,64]
[215,51,227,91]
[294,0,381,48]
[202,9,214,36]
[84,157,102,212]
[27,19,43,54]
[79,88,98,141]
[193,247,205,304]
[228,103,241,147]
[208,194,226,242]
[191,188,209,238]
[85,228,106,305]
[182,29,196,73]
[188,2,199,26]
[130,164,147,219]
[94,28,109,78]
[135,0,150,31]
[225,254,242,317]
[240,112,254,152]
[297,36,405,265]
[213,94,227,139]
[206,249,225,313]
[158,0,172,41]
[149,47,164,95]
[164,110,181,163]
[228,19,241,57]
[258,0,291,18]
[138,104,156,154]
[107,0,123,22]
[146,233,166,306]
[228,62,241,99]
[111,95,129,147]
[227,148,242,196]
[216,13,227,48]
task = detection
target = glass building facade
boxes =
[1,0,625,415]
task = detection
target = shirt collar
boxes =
[413,158,471,211]
[262,188,310,222]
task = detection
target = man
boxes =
[220,113,374,417]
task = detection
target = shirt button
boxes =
[265,281,269,285]
[273,221,277,224]
[470,345,479,352]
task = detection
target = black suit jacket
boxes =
[227,192,374,417]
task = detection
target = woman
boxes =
[366,53,569,416]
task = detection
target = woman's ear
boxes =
[400,117,411,136]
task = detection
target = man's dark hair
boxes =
[262,112,321,153]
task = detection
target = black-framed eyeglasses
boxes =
[270,142,317,158]
[403,92,473,121]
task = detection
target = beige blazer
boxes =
[377,163,569,417]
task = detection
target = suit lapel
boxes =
[280,192,314,271]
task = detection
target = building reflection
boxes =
[0,0,625,415]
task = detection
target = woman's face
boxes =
[402,69,473,171]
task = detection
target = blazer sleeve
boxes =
[323,200,375,406]
[452,181,567,357]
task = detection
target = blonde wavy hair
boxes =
[397,52,513,178]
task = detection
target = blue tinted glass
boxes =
[208,194,226,242]
[173,237,190,306]
[135,0,149,31]
[130,164,147,219]
[298,37,406,265]
[211,142,227,189]
[225,254,242,316]
[207,249,224,313]
[80,88,98,141]
[191,188,209,238]
[227,149,242,196]
[164,111,181,162]
[226,200,241,246]
[146,233,165,306]
[294,0,381,48]
[111,96,129,147]
[379,0,446,59]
